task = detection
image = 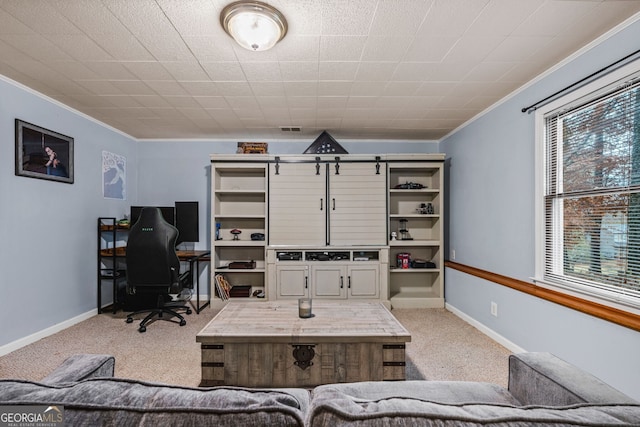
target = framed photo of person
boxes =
[15,119,74,184]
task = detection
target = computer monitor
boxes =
[175,201,199,244]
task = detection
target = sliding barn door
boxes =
[328,162,387,246]
[269,162,326,246]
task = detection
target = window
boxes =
[538,68,640,310]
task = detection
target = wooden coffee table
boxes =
[196,301,411,387]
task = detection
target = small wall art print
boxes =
[102,151,126,200]
[15,119,74,184]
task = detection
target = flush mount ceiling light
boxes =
[220,1,287,51]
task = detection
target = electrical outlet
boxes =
[490,301,498,317]
[451,249,456,260]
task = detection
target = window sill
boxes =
[531,277,640,315]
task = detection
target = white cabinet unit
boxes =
[210,153,444,308]
[311,265,346,298]
[347,264,380,298]
[267,248,387,302]
[269,156,386,246]
[275,264,309,298]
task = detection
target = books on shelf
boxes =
[215,274,231,301]
[215,274,253,299]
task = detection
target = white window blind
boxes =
[544,77,640,305]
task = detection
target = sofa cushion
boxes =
[0,378,308,427]
[508,352,638,406]
[311,381,520,405]
[40,354,115,385]
[308,386,640,426]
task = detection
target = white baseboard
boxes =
[0,309,97,357]
[0,293,215,358]
[445,303,526,354]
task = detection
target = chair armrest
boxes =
[508,352,636,406]
[179,270,191,286]
[169,267,192,294]
[40,354,115,385]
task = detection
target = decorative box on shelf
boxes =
[229,285,252,298]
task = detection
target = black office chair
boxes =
[125,207,192,332]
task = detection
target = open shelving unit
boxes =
[387,155,445,308]
[211,158,268,299]
[97,217,128,313]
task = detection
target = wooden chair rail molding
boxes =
[445,261,640,333]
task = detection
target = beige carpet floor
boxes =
[0,302,512,388]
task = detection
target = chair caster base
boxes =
[126,305,190,331]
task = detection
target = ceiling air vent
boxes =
[280,126,302,132]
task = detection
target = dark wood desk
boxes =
[99,248,211,314]
[176,250,211,314]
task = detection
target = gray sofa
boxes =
[1,352,638,426]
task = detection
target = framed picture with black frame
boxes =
[15,119,74,184]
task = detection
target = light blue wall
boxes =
[0,78,137,348]
[441,19,640,400]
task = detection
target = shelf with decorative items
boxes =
[387,154,445,308]
[211,156,268,300]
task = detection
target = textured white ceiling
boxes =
[0,0,639,140]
